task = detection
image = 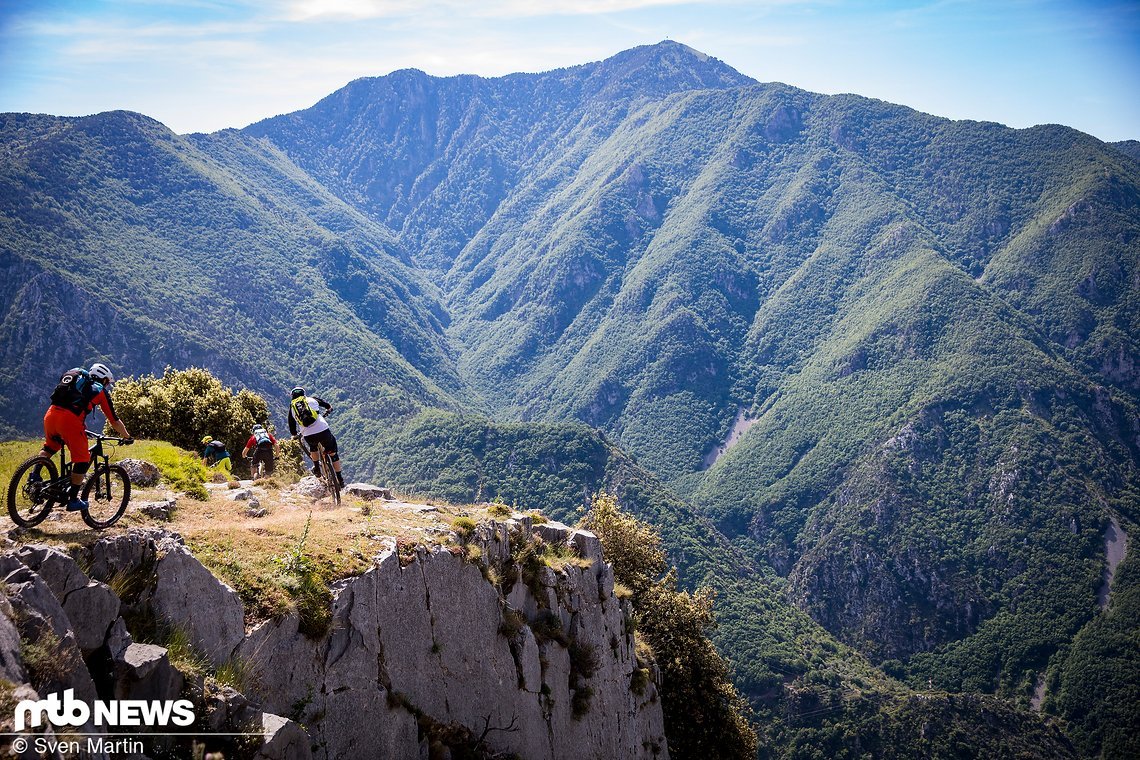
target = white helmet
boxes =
[89,362,114,385]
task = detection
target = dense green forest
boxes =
[2,41,1137,757]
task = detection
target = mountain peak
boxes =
[592,39,755,93]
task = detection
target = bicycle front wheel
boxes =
[81,464,131,529]
[8,456,59,528]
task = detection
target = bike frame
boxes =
[36,431,121,503]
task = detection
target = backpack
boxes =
[206,441,229,461]
[50,368,99,415]
[253,427,273,448]
[291,396,318,427]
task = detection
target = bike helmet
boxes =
[89,362,114,386]
[201,435,213,445]
[290,386,306,399]
[252,424,266,434]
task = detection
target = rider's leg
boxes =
[66,460,91,510]
[45,408,90,509]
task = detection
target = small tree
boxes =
[111,367,272,461]
[583,492,759,760]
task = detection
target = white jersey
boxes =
[291,396,329,437]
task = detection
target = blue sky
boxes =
[0,0,1137,141]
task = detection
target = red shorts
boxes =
[43,405,90,463]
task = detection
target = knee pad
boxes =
[72,461,91,475]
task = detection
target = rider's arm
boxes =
[93,390,131,439]
[287,410,298,436]
[314,396,332,412]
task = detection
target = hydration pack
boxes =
[291,396,318,427]
[50,368,100,415]
[253,427,273,448]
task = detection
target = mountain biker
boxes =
[35,362,132,512]
[287,386,344,487]
[241,423,279,477]
[200,435,232,474]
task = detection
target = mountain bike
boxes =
[7,431,133,529]
[297,434,341,506]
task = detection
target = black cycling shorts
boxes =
[252,447,275,473]
[304,428,338,455]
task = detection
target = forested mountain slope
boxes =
[2,40,1138,758]
[0,110,466,445]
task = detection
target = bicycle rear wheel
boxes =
[8,456,59,528]
[81,464,131,529]
[321,453,341,505]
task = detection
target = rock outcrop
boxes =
[239,516,667,759]
[0,533,304,759]
[0,519,668,759]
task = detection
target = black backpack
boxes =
[50,368,97,415]
[291,396,318,426]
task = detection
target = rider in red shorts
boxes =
[36,363,132,511]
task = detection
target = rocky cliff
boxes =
[0,519,667,759]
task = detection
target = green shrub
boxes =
[121,440,209,499]
[450,516,477,540]
[111,366,272,475]
[585,491,758,759]
[273,512,332,637]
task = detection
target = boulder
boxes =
[0,597,27,683]
[4,572,98,703]
[534,520,573,548]
[345,483,392,501]
[254,712,313,760]
[138,499,176,521]
[227,489,253,501]
[86,529,161,584]
[105,616,133,661]
[62,581,121,655]
[14,545,88,601]
[114,643,184,702]
[292,476,327,499]
[204,685,312,760]
[117,458,161,487]
[569,529,604,567]
[247,507,269,518]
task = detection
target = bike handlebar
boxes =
[85,430,133,445]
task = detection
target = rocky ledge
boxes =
[0,518,668,759]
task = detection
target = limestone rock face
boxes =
[1,524,667,760]
[150,535,245,667]
[239,521,668,760]
[0,534,308,760]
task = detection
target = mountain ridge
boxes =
[2,40,1138,757]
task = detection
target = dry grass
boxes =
[10,475,503,626]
